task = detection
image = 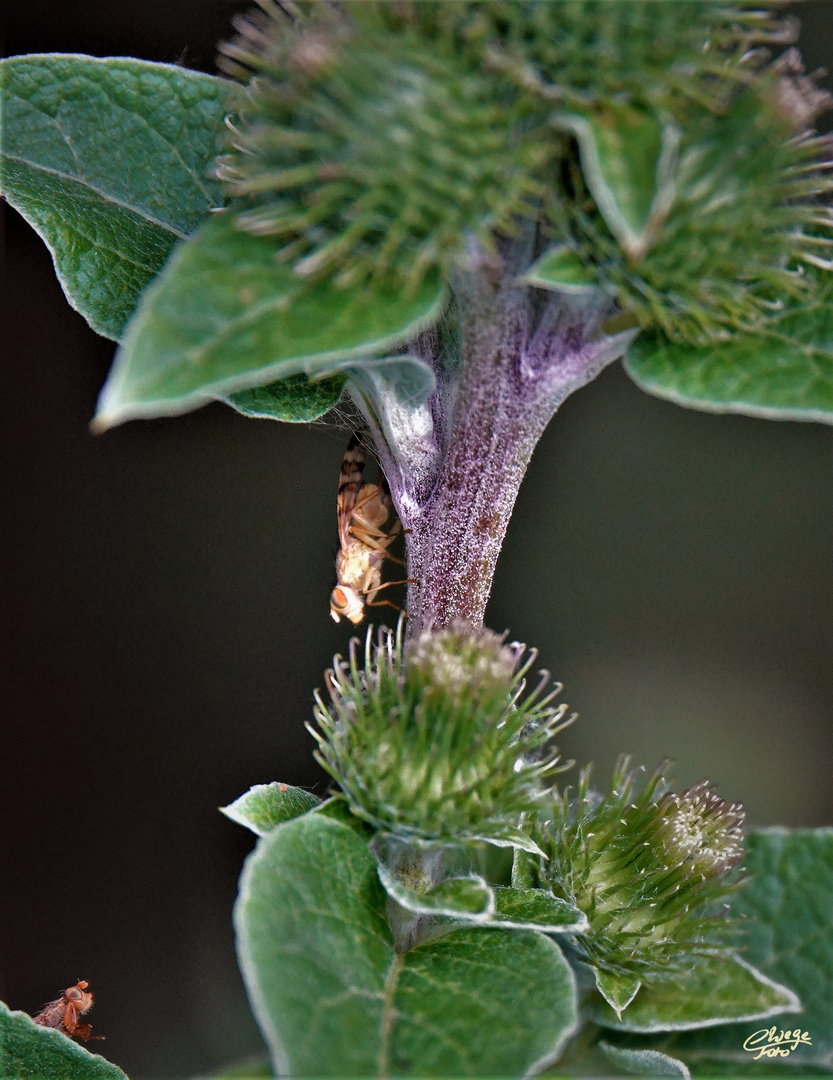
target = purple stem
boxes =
[350,258,637,639]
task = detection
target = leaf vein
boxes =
[3,152,189,239]
[94,80,218,203]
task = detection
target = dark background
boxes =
[3,4,832,1077]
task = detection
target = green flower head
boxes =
[215,1,832,342]
[309,620,573,846]
[217,1,546,294]
[536,756,745,983]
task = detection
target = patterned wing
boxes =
[337,433,366,548]
[33,998,66,1030]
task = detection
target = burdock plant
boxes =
[2,2,832,1077]
[532,759,748,1014]
[311,622,573,845]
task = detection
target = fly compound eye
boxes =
[65,987,83,1002]
[330,587,349,621]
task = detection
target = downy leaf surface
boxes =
[235,812,578,1076]
[96,213,445,427]
[0,55,231,339]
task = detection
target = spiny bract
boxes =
[217,1,546,294]
[557,80,833,343]
[535,756,746,983]
[216,2,832,345]
[309,620,573,845]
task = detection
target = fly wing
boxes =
[33,999,66,1029]
[337,434,366,548]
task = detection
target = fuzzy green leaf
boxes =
[491,886,588,933]
[344,355,438,488]
[224,373,345,422]
[421,877,493,915]
[345,356,435,408]
[555,104,680,261]
[624,276,833,423]
[0,54,231,340]
[474,825,548,857]
[523,244,600,294]
[0,1002,128,1080]
[595,969,642,1020]
[592,953,799,1034]
[375,867,586,932]
[511,847,537,890]
[235,812,578,1076]
[395,927,576,1076]
[599,1040,691,1078]
[376,866,494,918]
[312,796,372,830]
[220,783,320,836]
[655,828,833,1072]
[95,213,446,427]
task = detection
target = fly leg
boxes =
[349,524,404,559]
[62,1003,78,1036]
[365,598,406,615]
[365,576,417,616]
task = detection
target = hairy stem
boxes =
[402,283,553,637]
[350,253,637,639]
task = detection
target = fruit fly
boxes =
[33,980,103,1042]
[330,434,410,624]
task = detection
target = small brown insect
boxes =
[330,434,411,624]
[33,980,103,1042]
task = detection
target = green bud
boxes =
[216,2,545,294]
[536,756,745,982]
[561,84,833,344]
[309,621,573,846]
[216,2,831,344]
